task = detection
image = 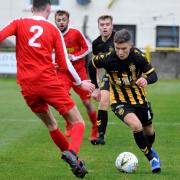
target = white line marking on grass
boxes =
[108,121,180,126]
[154,122,180,126]
[0,118,38,122]
[2,119,180,126]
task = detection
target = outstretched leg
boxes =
[35,109,69,151]
[82,99,98,143]
[62,105,88,178]
[123,113,161,173]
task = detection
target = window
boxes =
[76,0,91,6]
[113,25,136,45]
[156,26,179,47]
[30,0,60,5]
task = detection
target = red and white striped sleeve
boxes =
[54,29,82,85]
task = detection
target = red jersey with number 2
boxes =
[0,16,69,84]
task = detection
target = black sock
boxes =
[97,110,108,138]
[146,133,155,148]
[133,131,153,161]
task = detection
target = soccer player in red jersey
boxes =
[54,10,98,144]
[0,0,95,178]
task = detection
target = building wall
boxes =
[0,0,180,48]
[151,52,180,79]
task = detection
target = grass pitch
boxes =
[0,77,179,180]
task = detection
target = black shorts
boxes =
[100,74,110,91]
[111,102,153,127]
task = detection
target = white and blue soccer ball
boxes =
[115,152,138,173]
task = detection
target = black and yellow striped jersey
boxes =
[91,47,156,105]
[92,31,115,86]
[92,31,115,56]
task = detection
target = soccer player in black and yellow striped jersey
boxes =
[91,15,115,145]
[89,29,161,173]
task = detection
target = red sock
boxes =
[68,122,85,154]
[88,111,97,128]
[50,128,69,152]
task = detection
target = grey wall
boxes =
[151,52,180,79]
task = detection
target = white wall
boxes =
[61,0,180,48]
[0,0,180,48]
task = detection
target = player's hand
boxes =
[68,54,74,61]
[91,88,101,101]
[53,63,59,70]
[136,77,148,88]
[79,80,95,93]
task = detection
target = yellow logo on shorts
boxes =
[118,108,124,115]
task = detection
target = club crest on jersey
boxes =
[109,46,114,52]
[129,64,136,72]
[67,47,75,53]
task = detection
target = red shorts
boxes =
[58,68,90,101]
[20,80,75,115]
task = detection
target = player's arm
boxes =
[88,58,99,88]
[0,19,17,41]
[69,30,91,61]
[55,30,94,92]
[88,57,101,101]
[88,54,108,101]
[88,53,107,88]
[136,54,158,88]
[54,30,81,85]
[91,41,107,86]
[136,72,157,88]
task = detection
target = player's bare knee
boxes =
[71,114,85,125]
[99,100,109,110]
[99,97,109,110]
[41,117,58,131]
[83,100,96,112]
[131,123,143,132]
[47,123,58,131]
[143,125,154,135]
[83,99,91,108]
[72,120,85,126]
[65,106,85,125]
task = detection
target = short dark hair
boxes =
[55,10,70,19]
[97,15,113,23]
[114,29,132,44]
[33,0,51,11]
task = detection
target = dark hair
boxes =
[33,0,51,10]
[114,29,132,44]
[55,10,70,19]
[97,15,113,23]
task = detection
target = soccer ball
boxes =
[115,152,138,173]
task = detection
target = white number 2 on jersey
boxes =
[28,25,43,48]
